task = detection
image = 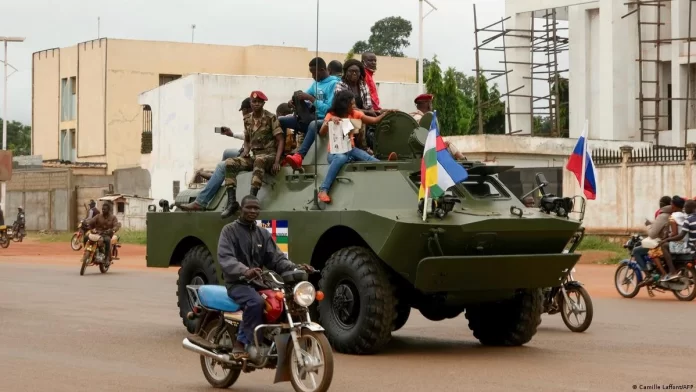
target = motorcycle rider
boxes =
[86,200,100,219]
[84,201,120,264]
[15,207,25,238]
[656,196,688,281]
[633,197,672,278]
[217,195,314,360]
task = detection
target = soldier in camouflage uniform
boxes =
[220,91,285,219]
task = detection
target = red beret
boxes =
[414,93,433,103]
[250,91,268,101]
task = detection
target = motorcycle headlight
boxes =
[293,281,316,307]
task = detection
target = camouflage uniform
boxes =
[224,110,283,188]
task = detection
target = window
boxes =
[117,202,125,214]
[70,129,76,161]
[159,74,181,86]
[141,105,153,154]
[59,129,76,161]
[60,77,77,121]
[461,176,510,200]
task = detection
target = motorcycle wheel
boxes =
[99,261,110,274]
[80,253,90,276]
[0,238,9,249]
[560,286,593,333]
[199,320,241,388]
[289,329,334,392]
[672,265,696,302]
[71,234,83,251]
[614,265,640,298]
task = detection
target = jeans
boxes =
[632,246,650,270]
[103,235,112,262]
[279,116,321,157]
[222,148,241,160]
[320,148,378,191]
[195,161,226,208]
[227,284,265,346]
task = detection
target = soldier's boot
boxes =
[221,187,240,219]
[250,186,259,197]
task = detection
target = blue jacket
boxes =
[305,75,339,121]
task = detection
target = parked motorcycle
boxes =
[615,234,696,301]
[182,269,333,392]
[71,220,89,251]
[0,225,10,248]
[80,229,113,276]
[542,227,594,332]
[7,221,25,242]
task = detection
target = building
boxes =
[504,0,696,146]
[32,38,417,174]
[138,73,420,202]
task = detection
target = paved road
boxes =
[1,261,695,392]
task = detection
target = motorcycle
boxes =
[615,234,696,301]
[71,220,89,251]
[80,229,113,276]
[7,221,25,242]
[542,227,594,332]
[0,225,10,248]
[182,269,333,392]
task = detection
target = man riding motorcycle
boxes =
[82,200,101,245]
[217,195,314,360]
[15,206,25,238]
[84,201,120,264]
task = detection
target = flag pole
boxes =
[422,188,429,221]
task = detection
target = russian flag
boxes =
[565,124,597,200]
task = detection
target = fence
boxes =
[592,145,688,166]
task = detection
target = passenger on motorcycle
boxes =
[15,207,25,236]
[84,201,120,263]
[632,198,672,277]
[658,198,696,281]
[217,195,314,360]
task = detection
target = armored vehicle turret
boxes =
[146,111,585,354]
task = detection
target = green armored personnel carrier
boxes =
[146,111,585,355]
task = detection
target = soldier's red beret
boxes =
[250,91,268,101]
[414,93,434,103]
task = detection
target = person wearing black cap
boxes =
[220,98,253,161]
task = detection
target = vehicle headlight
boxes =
[293,281,316,307]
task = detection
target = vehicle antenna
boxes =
[310,0,322,210]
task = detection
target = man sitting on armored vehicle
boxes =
[283,57,340,170]
[218,195,314,359]
[316,90,397,203]
[181,91,284,217]
[362,52,382,111]
[409,93,465,160]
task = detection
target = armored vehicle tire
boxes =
[318,246,396,355]
[177,246,219,333]
[464,288,543,346]
[392,303,410,332]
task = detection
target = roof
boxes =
[99,194,153,202]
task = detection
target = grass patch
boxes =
[576,235,626,264]
[34,230,147,245]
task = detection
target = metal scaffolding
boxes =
[473,5,569,136]
[623,0,696,145]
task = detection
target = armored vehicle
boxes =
[146,111,585,355]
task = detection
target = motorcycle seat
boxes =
[198,285,241,312]
[671,253,695,262]
[0,225,5,230]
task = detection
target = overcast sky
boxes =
[1,0,568,125]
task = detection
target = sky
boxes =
[1,0,567,126]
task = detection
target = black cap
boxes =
[673,195,686,208]
[239,98,252,111]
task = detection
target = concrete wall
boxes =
[5,169,72,231]
[113,167,151,198]
[114,197,151,231]
[33,39,417,175]
[446,134,653,168]
[140,73,421,202]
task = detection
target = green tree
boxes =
[551,74,569,137]
[469,76,506,135]
[0,117,31,156]
[344,48,356,64]
[350,16,412,57]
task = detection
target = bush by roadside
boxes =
[32,230,147,245]
[576,236,626,264]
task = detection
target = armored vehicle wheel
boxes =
[318,246,396,355]
[392,302,411,332]
[465,288,543,346]
[177,245,219,333]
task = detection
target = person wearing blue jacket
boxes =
[281,57,339,169]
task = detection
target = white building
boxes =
[138,74,420,202]
[99,194,153,231]
[505,0,696,146]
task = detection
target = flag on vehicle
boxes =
[418,111,469,202]
[565,121,597,200]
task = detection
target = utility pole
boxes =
[98,17,101,39]
[1,36,25,213]
[418,0,437,94]
[191,24,196,43]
